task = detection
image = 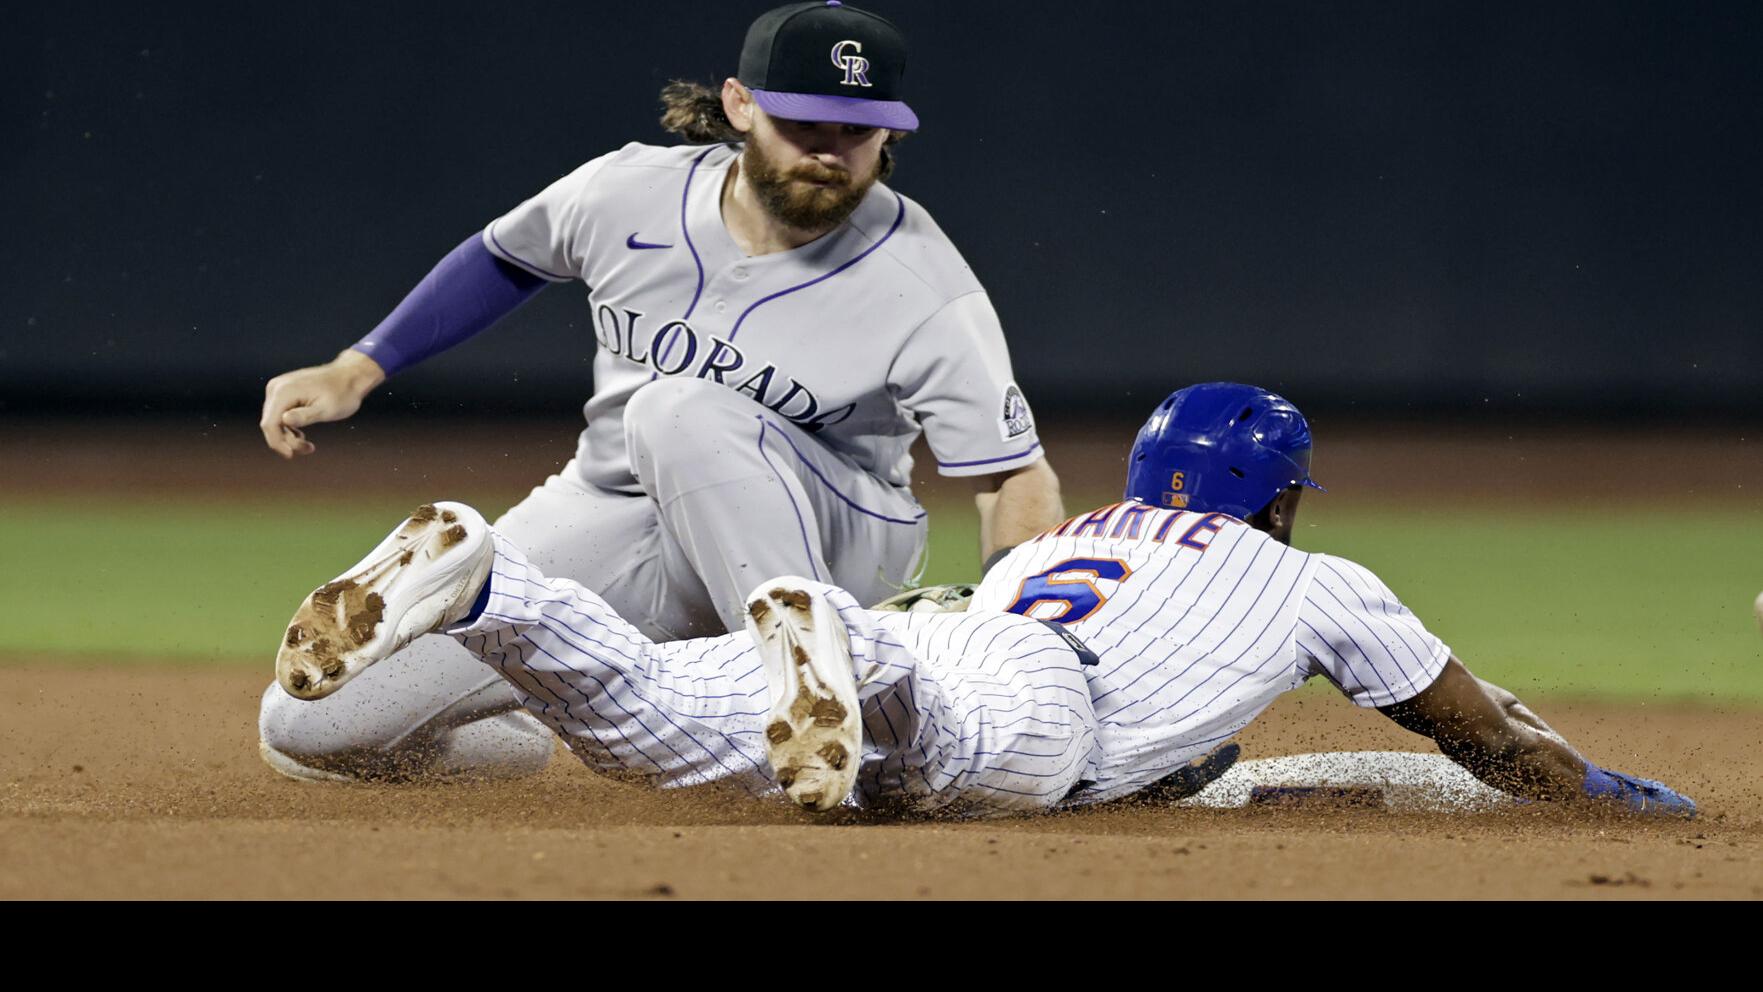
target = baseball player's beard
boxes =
[742,142,881,232]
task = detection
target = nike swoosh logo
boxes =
[626,234,673,250]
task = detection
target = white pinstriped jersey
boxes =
[968,501,1452,803]
[452,506,1443,814]
[458,530,1099,815]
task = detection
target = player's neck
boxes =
[721,158,839,256]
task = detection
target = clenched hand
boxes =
[260,349,388,458]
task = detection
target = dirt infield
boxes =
[3,661,1758,900]
[4,417,1759,898]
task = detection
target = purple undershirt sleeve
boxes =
[350,232,550,377]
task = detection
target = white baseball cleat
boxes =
[258,739,358,783]
[258,711,556,784]
[276,501,493,702]
[744,578,862,813]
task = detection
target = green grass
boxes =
[0,500,435,664]
[1294,503,1763,702]
[3,496,1759,702]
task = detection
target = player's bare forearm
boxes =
[1474,674,1578,754]
[972,458,1064,563]
[259,349,387,459]
[1379,657,1586,801]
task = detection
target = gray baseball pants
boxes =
[258,378,929,778]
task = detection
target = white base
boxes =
[1176,751,1514,812]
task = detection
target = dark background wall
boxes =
[4,0,1760,418]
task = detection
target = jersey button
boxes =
[714,300,728,314]
[732,267,750,280]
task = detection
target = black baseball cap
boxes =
[738,1,919,132]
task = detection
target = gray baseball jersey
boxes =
[483,141,1042,493]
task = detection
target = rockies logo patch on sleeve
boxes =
[1000,383,1035,441]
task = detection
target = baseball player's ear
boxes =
[722,78,755,133]
[1269,488,1303,538]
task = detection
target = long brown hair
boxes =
[658,80,906,177]
[658,80,746,144]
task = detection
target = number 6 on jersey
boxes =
[1004,557,1133,625]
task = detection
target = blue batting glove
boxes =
[1583,765,1697,818]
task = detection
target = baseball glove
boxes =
[870,583,977,614]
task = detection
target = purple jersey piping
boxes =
[727,189,908,341]
[759,416,927,526]
[485,223,574,282]
[754,422,825,580]
[680,145,718,320]
[938,442,1043,470]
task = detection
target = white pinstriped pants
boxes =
[259,379,928,776]
[452,530,1102,817]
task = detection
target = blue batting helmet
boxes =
[1123,383,1325,519]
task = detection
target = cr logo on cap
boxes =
[830,39,873,88]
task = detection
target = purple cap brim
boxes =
[751,88,919,131]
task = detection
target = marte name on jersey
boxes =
[593,304,856,433]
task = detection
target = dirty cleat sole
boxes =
[745,578,861,813]
[276,501,492,702]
